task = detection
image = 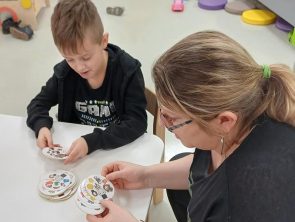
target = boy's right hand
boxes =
[37,127,54,148]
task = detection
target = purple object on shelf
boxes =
[275,17,294,32]
[198,0,227,10]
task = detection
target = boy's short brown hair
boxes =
[51,0,104,53]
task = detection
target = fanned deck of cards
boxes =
[42,147,68,160]
[75,175,115,215]
[38,170,78,201]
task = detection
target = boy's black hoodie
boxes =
[27,44,147,153]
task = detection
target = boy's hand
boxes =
[64,137,88,164]
[37,127,54,148]
[86,200,138,222]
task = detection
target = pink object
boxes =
[172,0,184,12]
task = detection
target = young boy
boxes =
[26,0,147,164]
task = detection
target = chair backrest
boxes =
[145,87,165,206]
[145,87,165,143]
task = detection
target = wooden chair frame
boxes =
[145,87,165,206]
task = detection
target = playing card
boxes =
[42,147,68,160]
[39,185,78,201]
[39,170,76,196]
[77,185,106,212]
[77,185,96,207]
[75,175,115,215]
[75,193,104,215]
[81,175,114,203]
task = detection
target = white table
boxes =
[0,114,164,222]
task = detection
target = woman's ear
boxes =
[101,32,109,48]
[215,111,238,134]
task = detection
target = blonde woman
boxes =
[87,31,295,222]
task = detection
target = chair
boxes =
[145,87,165,205]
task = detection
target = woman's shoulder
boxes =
[226,116,295,220]
[249,115,295,147]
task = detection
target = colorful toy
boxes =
[225,0,256,15]
[275,17,294,33]
[20,0,32,9]
[2,17,34,40]
[0,0,50,30]
[242,9,276,25]
[288,28,295,46]
[106,6,124,16]
[172,0,184,12]
[198,0,227,10]
[0,6,19,25]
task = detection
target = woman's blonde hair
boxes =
[152,31,295,140]
[51,0,104,54]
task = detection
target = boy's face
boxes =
[60,33,108,82]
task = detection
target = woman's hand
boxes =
[101,161,148,190]
[86,200,138,222]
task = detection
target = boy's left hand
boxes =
[64,137,88,164]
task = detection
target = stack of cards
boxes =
[75,175,115,215]
[42,147,68,160]
[38,170,78,201]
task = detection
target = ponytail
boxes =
[263,64,295,126]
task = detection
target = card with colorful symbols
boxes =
[38,170,78,201]
[75,175,115,215]
[42,147,68,160]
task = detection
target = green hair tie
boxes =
[262,64,271,79]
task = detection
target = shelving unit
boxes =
[258,0,295,27]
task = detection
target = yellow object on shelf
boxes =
[242,9,276,25]
[21,0,32,9]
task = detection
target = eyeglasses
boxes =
[159,109,193,132]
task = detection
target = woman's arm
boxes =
[103,154,194,190]
[145,154,193,189]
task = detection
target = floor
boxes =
[0,0,294,221]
